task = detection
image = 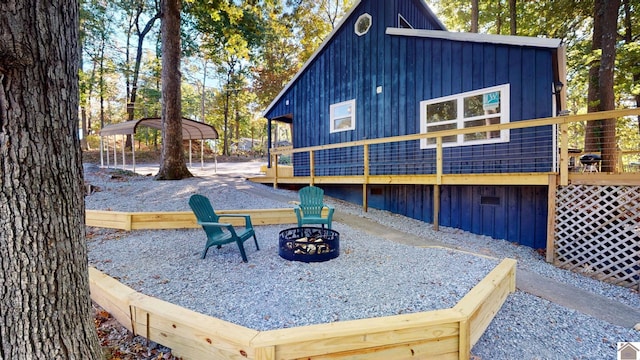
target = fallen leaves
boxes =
[93,302,181,360]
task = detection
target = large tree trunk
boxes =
[156,0,192,180]
[586,0,621,172]
[622,0,640,135]
[598,0,620,172]
[0,1,102,359]
[585,0,605,153]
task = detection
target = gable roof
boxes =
[263,0,564,118]
[99,117,218,140]
[263,0,445,116]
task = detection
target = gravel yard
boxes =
[85,163,640,359]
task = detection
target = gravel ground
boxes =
[84,163,640,359]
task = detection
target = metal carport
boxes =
[99,117,218,172]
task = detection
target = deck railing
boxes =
[269,108,640,189]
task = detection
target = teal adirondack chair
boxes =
[294,186,335,229]
[188,194,259,262]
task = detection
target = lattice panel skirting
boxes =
[555,185,640,289]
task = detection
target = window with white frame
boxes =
[419,84,510,148]
[398,14,413,29]
[330,99,356,133]
[355,13,372,36]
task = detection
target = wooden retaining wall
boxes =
[86,209,301,230]
[87,209,516,359]
[89,260,516,360]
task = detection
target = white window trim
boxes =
[355,13,372,36]
[330,99,356,133]
[419,84,510,149]
[398,14,413,29]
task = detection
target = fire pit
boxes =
[278,227,340,262]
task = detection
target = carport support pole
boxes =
[188,140,193,168]
[132,134,136,173]
[200,139,204,169]
[105,136,110,168]
[113,135,117,168]
[100,136,104,168]
[121,134,126,169]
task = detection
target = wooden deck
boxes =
[254,109,640,190]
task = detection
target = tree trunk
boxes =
[585,0,605,153]
[622,0,640,135]
[510,0,517,35]
[471,0,479,33]
[496,0,503,35]
[597,0,621,172]
[156,0,192,180]
[586,0,621,172]
[0,1,103,359]
[126,10,161,150]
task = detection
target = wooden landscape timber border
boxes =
[86,209,517,359]
[86,208,302,230]
[89,259,515,360]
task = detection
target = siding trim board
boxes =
[386,27,562,49]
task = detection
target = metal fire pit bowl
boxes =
[278,227,340,262]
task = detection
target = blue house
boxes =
[263,0,565,249]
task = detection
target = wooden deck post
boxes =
[363,144,369,212]
[434,137,443,231]
[272,153,279,189]
[309,150,315,186]
[559,123,569,186]
[546,174,558,263]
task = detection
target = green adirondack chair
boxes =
[294,186,335,229]
[188,194,259,262]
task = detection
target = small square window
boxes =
[330,100,356,133]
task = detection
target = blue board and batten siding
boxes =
[264,0,558,248]
[322,184,548,249]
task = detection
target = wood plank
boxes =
[269,324,459,360]
[90,267,259,360]
[254,346,276,360]
[453,259,517,347]
[458,320,470,360]
[252,308,463,348]
[131,212,197,229]
[86,210,131,229]
[89,267,140,332]
[87,209,300,230]
[298,336,459,360]
[251,173,555,187]
[131,296,258,360]
[569,173,640,186]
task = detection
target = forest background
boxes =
[80,0,640,158]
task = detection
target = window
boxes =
[398,14,413,29]
[419,84,510,148]
[355,13,372,36]
[330,100,356,133]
